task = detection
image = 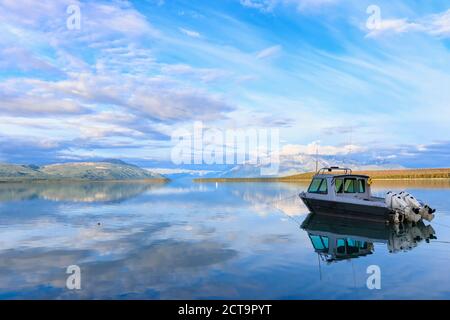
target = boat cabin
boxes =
[308,233,374,263]
[306,167,373,201]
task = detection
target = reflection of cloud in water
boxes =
[83,240,236,299]
[0,221,172,254]
[273,196,309,216]
[229,183,309,217]
[0,182,165,203]
[1,181,448,299]
[145,185,214,195]
[252,234,293,245]
[0,238,237,299]
[0,248,92,299]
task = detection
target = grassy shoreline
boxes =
[194,168,450,183]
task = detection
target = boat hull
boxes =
[300,196,393,223]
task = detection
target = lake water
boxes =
[1,180,450,299]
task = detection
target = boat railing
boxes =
[318,167,353,175]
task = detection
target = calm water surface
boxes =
[1,180,450,299]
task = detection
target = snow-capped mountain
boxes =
[218,153,403,178]
[148,168,220,180]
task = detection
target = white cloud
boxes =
[367,9,450,38]
[85,3,159,38]
[240,0,275,12]
[376,155,397,161]
[0,79,86,116]
[240,0,338,13]
[0,47,61,74]
[179,27,201,38]
[280,142,367,156]
[416,144,428,152]
[1,69,234,125]
[128,87,232,121]
[0,0,241,164]
[1,0,449,168]
[0,95,83,116]
[366,19,424,37]
[149,168,217,175]
[293,0,338,12]
[256,45,282,59]
[0,0,68,27]
[160,64,231,82]
[427,9,450,37]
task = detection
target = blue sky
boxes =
[0,0,449,169]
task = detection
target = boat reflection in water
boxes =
[301,213,436,264]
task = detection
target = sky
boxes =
[0,0,449,170]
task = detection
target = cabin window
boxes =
[308,178,328,194]
[359,241,368,249]
[335,178,344,193]
[310,235,329,251]
[357,179,366,193]
[336,238,363,255]
[344,178,356,193]
[322,237,329,248]
[336,239,346,254]
[318,180,328,193]
[341,178,366,194]
[308,178,322,193]
[347,240,360,254]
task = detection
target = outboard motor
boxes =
[386,192,403,223]
[419,205,436,222]
[399,191,435,222]
[386,192,421,223]
[399,191,421,213]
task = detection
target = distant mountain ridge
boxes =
[0,160,168,182]
[217,154,404,178]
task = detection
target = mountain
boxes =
[217,154,403,178]
[148,168,220,180]
[0,160,168,182]
[0,164,49,180]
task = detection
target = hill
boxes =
[0,160,168,182]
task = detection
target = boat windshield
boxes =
[309,235,329,252]
[308,178,328,194]
[335,178,344,193]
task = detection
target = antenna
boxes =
[315,143,319,173]
[352,259,356,288]
[348,126,353,163]
[318,253,322,281]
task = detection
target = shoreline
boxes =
[0,178,170,184]
[194,178,450,183]
[194,168,450,183]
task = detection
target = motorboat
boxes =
[299,167,436,224]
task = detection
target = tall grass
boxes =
[194,168,450,183]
